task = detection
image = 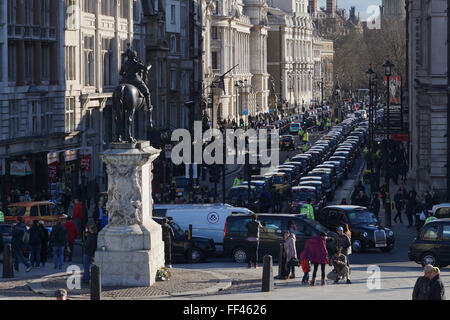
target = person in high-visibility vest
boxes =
[284,156,290,163]
[326,117,332,131]
[302,131,309,144]
[0,210,4,222]
[298,127,304,139]
[233,174,242,186]
[300,199,315,220]
[335,118,339,125]
[302,143,309,152]
[425,215,438,224]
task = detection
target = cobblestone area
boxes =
[41,268,220,298]
[211,271,262,295]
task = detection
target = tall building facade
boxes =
[407,0,449,197]
[267,0,314,112]
[382,0,406,19]
[0,0,147,199]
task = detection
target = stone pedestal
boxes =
[94,141,164,286]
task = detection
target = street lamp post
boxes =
[321,76,324,107]
[383,59,394,228]
[366,66,375,171]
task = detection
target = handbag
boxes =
[290,257,300,267]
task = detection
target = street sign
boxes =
[243,109,248,116]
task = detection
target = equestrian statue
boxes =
[113,44,152,143]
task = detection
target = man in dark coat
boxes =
[29,220,42,268]
[371,193,381,220]
[82,224,98,284]
[427,267,446,300]
[412,264,432,300]
[11,217,32,272]
[50,220,68,270]
[38,221,49,267]
[161,218,175,268]
[353,190,369,207]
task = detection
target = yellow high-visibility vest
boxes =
[302,132,309,142]
[301,204,314,220]
[0,211,4,222]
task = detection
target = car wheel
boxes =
[352,239,364,253]
[190,247,204,264]
[233,247,248,264]
[421,252,439,267]
[380,246,394,253]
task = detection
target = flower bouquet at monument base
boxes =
[156,267,172,281]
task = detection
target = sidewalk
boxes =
[22,266,231,300]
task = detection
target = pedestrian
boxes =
[11,217,32,272]
[50,220,68,270]
[259,189,272,213]
[354,190,369,207]
[63,216,78,262]
[282,230,297,280]
[340,198,347,205]
[39,221,49,267]
[336,226,351,271]
[72,198,83,235]
[82,224,98,284]
[55,289,68,300]
[300,251,311,284]
[328,248,350,284]
[426,267,446,300]
[272,190,282,213]
[24,191,32,202]
[370,193,381,220]
[93,201,105,232]
[161,218,175,268]
[301,232,329,286]
[236,195,245,208]
[384,193,393,227]
[300,198,315,220]
[424,191,434,211]
[415,198,427,233]
[393,189,404,224]
[245,214,262,269]
[412,264,432,300]
[29,220,42,268]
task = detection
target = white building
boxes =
[267,0,314,112]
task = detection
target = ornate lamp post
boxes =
[382,59,394,193]
[366,66,375,170]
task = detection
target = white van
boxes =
[153,203,253,252]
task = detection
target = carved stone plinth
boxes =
[95,142,164,286]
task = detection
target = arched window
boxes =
[170,35,177,53]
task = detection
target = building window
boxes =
[24,0,34,25]
[42,44,50,82]
[41,99,53,134]
[41,0,50,27]
[65,45,76,81]
[171,5,176,24]
[120,0,129,19]
[8,42,16,82]
[213,1,218,15]
[83,0,95,13]
[170,35,176,53]
[25,43,34,84]
[65,97,76,132]
[8,100,20,139]
[211,51,218,70]
[133,0,140,21]
[211,27,218,40]
[102,38,114,86]
[7,0,16,24]
[84,36,95,86]
[170,70,177,90]
[101,0,114,16]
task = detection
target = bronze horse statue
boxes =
[113,64,153,143]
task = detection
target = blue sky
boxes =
[318,0,382,19]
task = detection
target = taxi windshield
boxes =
[292,190,316,202]
[347,210,378,225]
[5,206,26,217]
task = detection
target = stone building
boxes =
[382,0,406,19]
[267,0,315,113]
[312,35,334,104]
[203,0,270,126]
[0,0,147,199]
[407,0,449,197]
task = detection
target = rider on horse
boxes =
[119,48,151,112]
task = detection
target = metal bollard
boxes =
[277,243,285,279]
[3,244,14,278]
[262,255,274,292]
[90,264,101,300]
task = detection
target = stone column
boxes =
[95,141,165,286]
